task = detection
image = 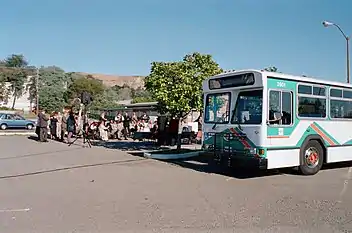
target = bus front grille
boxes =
[211,132,249,160]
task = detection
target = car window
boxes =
[6,114,14,120]
[14,115,24,120]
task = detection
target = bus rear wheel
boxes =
[299,140,324,176]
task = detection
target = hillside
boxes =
[79,72,145,89]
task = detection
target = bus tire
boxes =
[299,140,324,176]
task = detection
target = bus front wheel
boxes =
[299,140,324,176]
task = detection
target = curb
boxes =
[128,148,173,154]
[144,151,200,160]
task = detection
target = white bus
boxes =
[202,69,352,175]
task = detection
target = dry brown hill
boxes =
[79,72,146,89]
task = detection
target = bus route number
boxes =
[277,81,286,88]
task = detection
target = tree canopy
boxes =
[145,52,223,118]
[0,54,122,113]
[36,66,70,112]
[67,76,105,100]
[0,52,279,118]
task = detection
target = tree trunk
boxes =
[11,93,17,110]
[176,118,182,151]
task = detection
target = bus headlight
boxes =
[258,149,265,156]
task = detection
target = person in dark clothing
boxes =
[37,110,49,142]
[61,111,68,142]
[140,112,150,122]
[50,113,58,140]
[122,112,131,140]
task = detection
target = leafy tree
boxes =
[8,70,27,109]
[131,96,154,104]
[145,52,223,149]
[38,86,67,113]
[67,76,104,101]
[4,54,28,68]
[0,75,8,103]
[131,88,154,103]
[36,66,70,112]
[146,52,222,118]
[117,86,133,100]
[3,54,29,109]
[90,87,120,110]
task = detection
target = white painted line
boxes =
[0,208,30,213]
[339,167,352,202]
[0,132,36,136]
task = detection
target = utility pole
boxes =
[36,68,39,114]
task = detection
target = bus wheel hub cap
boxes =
[305,147,319,168]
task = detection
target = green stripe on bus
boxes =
[344,139,352,145]
[231,127,257,148]
[295,125,331,147]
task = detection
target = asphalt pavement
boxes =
[0,136,352,233]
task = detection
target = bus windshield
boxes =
[232,90,263,124]
[204,92,230,123]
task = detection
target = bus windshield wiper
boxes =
[231,110,243,131]
[212,112,228,130]
[233,119,243,131]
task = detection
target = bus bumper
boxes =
[201,151,268,170]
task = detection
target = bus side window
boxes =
[281,92,292,125]
[268,90,281,124]
[268,90,292,125]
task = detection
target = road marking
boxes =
[339,167,352,202]
[0,208,30,213]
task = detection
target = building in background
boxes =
[0,76,31,113]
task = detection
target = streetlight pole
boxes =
[347,37,350,84]
[36,67,39,114]
[322,21,350,83]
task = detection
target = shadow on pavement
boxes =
[93,140,170,152]
[322,161,352,171]
[163,155,352,179]
[163,155,288,179]
[27,135,39,141]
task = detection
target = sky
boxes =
[0,0,351,83]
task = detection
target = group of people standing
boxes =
[97,111,151,141]
[36,109,77,143]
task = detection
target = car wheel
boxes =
[26,124,34,130]
[0,124,7,130]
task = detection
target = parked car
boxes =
[0,113,36,130]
